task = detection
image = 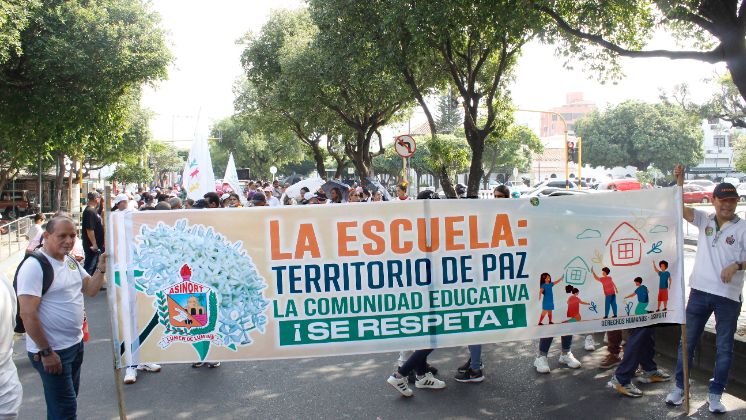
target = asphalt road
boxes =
[12,290,746,420]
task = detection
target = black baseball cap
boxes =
[713,183,739,199]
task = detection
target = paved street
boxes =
[12,288,746,419]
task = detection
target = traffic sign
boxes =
[269,166,277,174]
[394,135,416,158]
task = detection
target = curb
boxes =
[656,325,746,389]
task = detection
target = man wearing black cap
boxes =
[666,165,745,413]
[81,192,104,275]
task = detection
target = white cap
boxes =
[113,193,128,206]
[220,193,230,201]
[304,192,315,200]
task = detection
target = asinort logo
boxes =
[155,264,219,349]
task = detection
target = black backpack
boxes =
[12,250,54,334]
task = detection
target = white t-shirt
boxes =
[0,277,22,418]
[690,209,746,302]
[267,196,281,207]
[15,250,88,352]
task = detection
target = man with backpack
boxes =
[1,274,22,419]
[14,215,108,419]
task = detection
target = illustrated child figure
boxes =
[538,273,563,325]
[592,266,619,318]
[564,285,590,322]
[624,277,650,315]
[652,260,671,311]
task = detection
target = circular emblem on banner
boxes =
[530,197,540,207]
[705,226,714,236]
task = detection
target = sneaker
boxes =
[558,352,581,369]
[457,359,484,373]
[415,372,446,389]
[584,335,596,351]
[534,356,550,374]
[638,369,671,384]
[665,387,684,406]
[708,393,727,413]
[137,363,162,372]
[191,362,204,368]
[454,368,484,383]
[206,362,221,368]
[599,353,622,369]
[123,367,137,384]
[387,374,413,397]
[608,375,643,398]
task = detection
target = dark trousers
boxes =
[398,349,433,376]
[29,341,84,420]
[614,328,656,385]
[607,330,623,355]
[82,248,98,275]
[539,335,572,354]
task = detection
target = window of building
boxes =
[707,117,719,125]
[714,135,727,148]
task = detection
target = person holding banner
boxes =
[534,273,581,373]
[16,216,108,419]
[666,166,745,414]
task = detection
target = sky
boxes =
[141,1,727,149]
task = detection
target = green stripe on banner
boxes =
[278,304,526,346]
[120,313,160,356]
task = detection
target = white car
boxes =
[504,180,530,194]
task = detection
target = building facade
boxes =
[539,92,597,137]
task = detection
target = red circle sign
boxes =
[394,135,416,158]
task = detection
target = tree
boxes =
[0,0,37,64]
[574,101,703,173]
[0,0,171,194]
[108,164,152,187]
[732,131,746,172]
[147,141,183,188]
[482,125,543,188]
[308,1,416,181]
[435,89,462,134]
[239,10,336,179]
[371,0,538,197]
[539,1,746,102]
[423,135,471,195]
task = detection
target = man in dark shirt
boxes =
[81,192,104,274]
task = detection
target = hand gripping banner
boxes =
[107,188,684,366]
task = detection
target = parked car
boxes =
[546,190,592,197]
[504,180,530,194]
[737,183,746,202]
[595,179,642,191]
[532,179,580,190]
[683,184,713,203]
[0,190,38,219]
[684,179,716,191]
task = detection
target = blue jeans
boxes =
[675,289,742,395]
[615,327,657,385]
[539,335,572,355]
[29,341,84,420]
[604,294,617,317]
[468,345,482,370]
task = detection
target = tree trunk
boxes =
[465,130,485,197]
[439,167,456,198]
[724,34,746,107]
[310,143,327,180]
[55,153,65,211]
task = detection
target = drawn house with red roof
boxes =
[605,222,646,266]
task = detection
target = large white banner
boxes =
[108,188,684,366]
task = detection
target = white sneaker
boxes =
[387,374,413,397]
[584,335,596,351]
[123,367,137,384]
[559,352,581,369]
[534,356,550,373]
[708,393,727,413]
[137,363,161,372]
[665,387,684,406]
[414,372,445,389]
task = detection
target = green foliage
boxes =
[424,135,470,182]
[147,141,183,186]
[483,125,544,184]
[732,132,746,173]
[0,0,171,187]
[435,90,461,134]
[0,0,37,64]
[574,101,703,173]
[108,164,152,186]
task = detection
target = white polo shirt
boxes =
[16,250,88,353]
[690,209,746,302]
[0,277,22,418]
